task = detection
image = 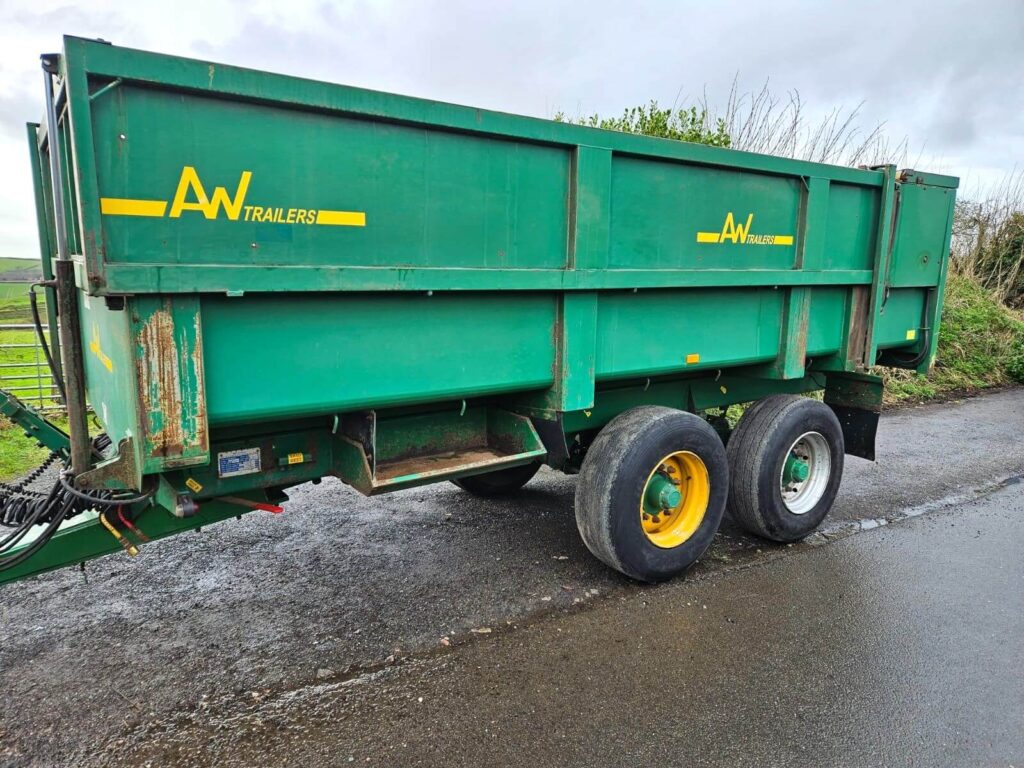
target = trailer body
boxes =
[1,37,957,583]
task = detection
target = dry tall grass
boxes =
[950,170,1024,305]
[697,80,909,167]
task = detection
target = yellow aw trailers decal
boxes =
[696,212,793,246]
[99,166,366,227]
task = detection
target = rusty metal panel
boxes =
[131,295,209,471]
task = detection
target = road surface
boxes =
[1,389,1022,766]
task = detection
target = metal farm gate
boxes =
[0,318,62,413]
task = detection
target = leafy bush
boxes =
[555,101,731,147]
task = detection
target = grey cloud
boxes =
[0,91,43,138]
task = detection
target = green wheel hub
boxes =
[644,473,682,512]
[783,454,810,485]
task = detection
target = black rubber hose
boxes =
[0,452,60,500]
[888,326,931,368]
[879,291,934,369]
[0,495,73,573]
[0,436,155,572]
[56,471,155,506]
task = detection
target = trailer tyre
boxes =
[452,461,542,497]
[575,407,728,582]
[726,395,844,542]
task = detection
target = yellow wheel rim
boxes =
[639,451,710,549]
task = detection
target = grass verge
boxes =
[0,421,53,482]
[881,274,1024,404]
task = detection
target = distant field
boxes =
[0,283,31,299]
[0,289,53,385]
[0,257,32,273]
[0,258,42,280]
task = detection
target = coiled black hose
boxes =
[0,435,154,574]
[0,452,61,501]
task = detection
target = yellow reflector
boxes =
[686,353,700,364]
[906,329,917,341]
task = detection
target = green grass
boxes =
[0,290,61,481]
[882,274,1024,403]
[0,422,53,482]
[0,294,41,324]
[0,258,42,285]
[0,283,33,299]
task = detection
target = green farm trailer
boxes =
[0,37,957,584]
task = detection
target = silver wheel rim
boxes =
[780,431,831,515]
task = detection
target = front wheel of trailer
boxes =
[574,407,729,582]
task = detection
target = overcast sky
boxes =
[1,0,1021,260]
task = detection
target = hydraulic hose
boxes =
[0,436,155,574]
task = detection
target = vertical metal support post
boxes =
[26,123,63,384]
[42,55,91,475]
[920,188,957,374]
[760,176,830,380]
[546,146,609,412]
[864,165,897,367]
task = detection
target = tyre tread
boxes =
[726,395,843,541]
[576,406,728,581]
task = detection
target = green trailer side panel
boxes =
[545,146,611,412]
[609,157,802,270]
[60,37,894,298]
[822,183,880,272]
[199,293,557,426]
[90,85,571,271]
[79,295,139,449]
[889,183,956,288]
[594,289,783,381]
[806,288,847,357]
[875,289,928,349]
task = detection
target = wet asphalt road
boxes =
[102,473,1024,768]
[1,389,1023,766]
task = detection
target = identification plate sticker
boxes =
[217,448,262,478]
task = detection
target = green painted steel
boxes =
[0,36,959,584]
